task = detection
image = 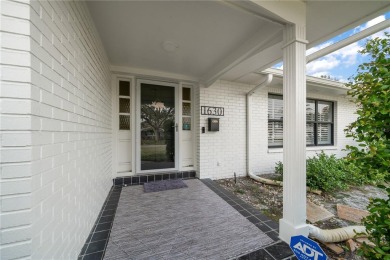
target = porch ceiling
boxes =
[86,1,390,85]
[86,1,281,82]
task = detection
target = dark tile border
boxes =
[200,179,295,260]
[78,186,122,260]
[113,170,196,187]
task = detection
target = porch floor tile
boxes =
[79,179,295,260]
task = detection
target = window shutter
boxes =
[268,95,283,147]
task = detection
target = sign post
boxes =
[290,235,327,260]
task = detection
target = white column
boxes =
[279,23,310,243]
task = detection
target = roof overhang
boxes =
[239,68,349,96]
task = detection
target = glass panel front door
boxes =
[140,83,175,170]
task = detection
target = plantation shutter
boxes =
[268,95,283,147]
[306,100,315,145]
[317,101,333,145]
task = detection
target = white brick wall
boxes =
[198,80,357,179]
[199,81,253,179]
[1,1,112,259]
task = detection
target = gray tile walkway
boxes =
[104,179,274,260]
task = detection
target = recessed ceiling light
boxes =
[162,40,179,52]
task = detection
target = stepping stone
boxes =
[337,204,369,223]
[323,243,344,255]
[306,201,334,223]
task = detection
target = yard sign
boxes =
[290,235,327,260]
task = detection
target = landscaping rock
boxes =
[323,242,345,255]
[356,238,375,247]
[307,200,334,223]
[337,204,369,223]
[346,239,358,252]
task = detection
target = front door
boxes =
[136,80,178,172]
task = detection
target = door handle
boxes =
[175,123,178,132]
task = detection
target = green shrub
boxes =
[359,186,390,259]
[274,152,367,192]
[275,161,283,175]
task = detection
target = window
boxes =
[119,80,131,130]
[268,94,334,147]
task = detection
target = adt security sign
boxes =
[290,235,327,260]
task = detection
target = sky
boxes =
[274,12,390,83]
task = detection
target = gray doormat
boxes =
[144,179,188,193]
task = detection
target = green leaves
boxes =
[345,33,390,259]
[359,187,390,259]
[344,33,390,182]
[274,152,366,192]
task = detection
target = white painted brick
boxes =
[31,71,53,94]
[52,107,68,121]
[0,0,30,19]
[0,240,31,259]
[41,143,62,158]
[0,32,30,51]
[41,118,62,131]
[1,163,31,179]
[41,89,62,108]
[0,15,30,35]
[0,99,32,115]
[0,66,31,82]
[35,103,53,118]
[0,49,31,67]
[0,116,31,130]
[0,82,31,99]
[1,226,31,244]
[1,195,31,212]
[1,148,32,163]
[53,132,68,143]
[1,132,32,147]
[1,1,112,258]
[0,179,31,195]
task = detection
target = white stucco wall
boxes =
[0,1,112,259]
[198,80,357,179]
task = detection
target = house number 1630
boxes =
[201,106,224,116]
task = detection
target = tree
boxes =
[344,33,390,259]
[344,34,389,181]
[141,103,174,142]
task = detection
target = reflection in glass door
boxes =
[140,83,175,170]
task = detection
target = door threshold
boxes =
[113,170,196,186]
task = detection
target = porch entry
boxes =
[115,77,195,176]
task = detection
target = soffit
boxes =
[86,1,280,80]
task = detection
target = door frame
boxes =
[135,79,180,174]
[113,75,135,177]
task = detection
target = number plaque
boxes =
[201,106,224,116]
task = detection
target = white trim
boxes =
[307,5,390,50]
[261,68,348,91]
[268,146,338,154]
[307,18,390,62]
[111,65,199,83]
[201,28,282,88]
[135,79,180,174]
[112,75,135,177]
[179,82,196,171]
